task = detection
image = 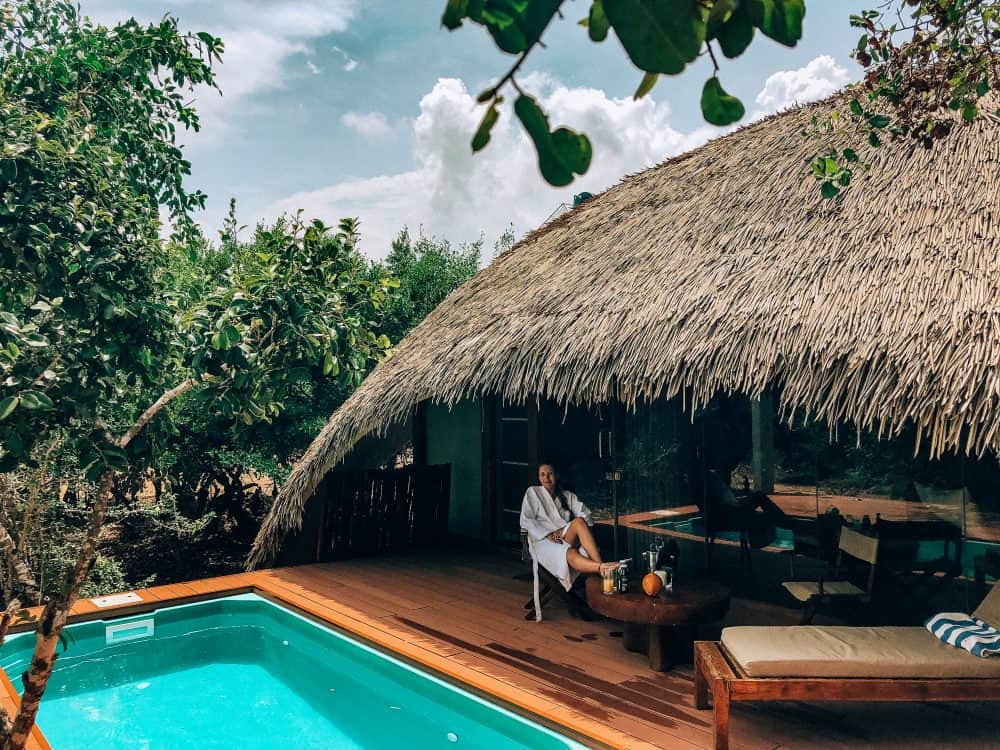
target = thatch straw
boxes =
[248,92,999,569]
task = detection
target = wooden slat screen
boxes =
[279,464,451,565]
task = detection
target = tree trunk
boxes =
[0,377,204,750]
[3,470,114,750]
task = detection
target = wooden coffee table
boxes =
[585,577,730,671]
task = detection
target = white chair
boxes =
[520,529,588,622]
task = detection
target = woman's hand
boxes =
[546,530,564,543]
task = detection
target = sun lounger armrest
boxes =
[696,641,737,681]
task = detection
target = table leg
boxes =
[646,625,674,671]
[623,622,644,653]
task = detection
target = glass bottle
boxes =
[616,562,629,593]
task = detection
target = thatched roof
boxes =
[248,92,999,569]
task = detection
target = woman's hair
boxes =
[539,461,573,519]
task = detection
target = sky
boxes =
[81,1,872,259]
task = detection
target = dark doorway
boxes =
[492,400,540,542]
[485,398,622,544]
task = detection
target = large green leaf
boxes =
[482,0,563,54]
[442,0,470,29]
[701,76,746,125]
[515,95,591,187]
[746,0,804,47]
[515,94,571,186]
[0,396,18,421]
[604,0,705,75]
[588,0,611,42]
[709,1,755,59]
[471,101,501,152]
[19,390,54,410]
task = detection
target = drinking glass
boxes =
[601,566,616,595]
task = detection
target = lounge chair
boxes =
[694,584,1000,750]
[781,525,879,624]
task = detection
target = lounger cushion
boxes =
[721,625,1000,678]
[973,584,1000,629]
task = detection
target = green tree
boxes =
[130,209,390,582]
[123,223,489,586]
[442,1,998,195]
[374,228,484,344]
[0,4,391,745]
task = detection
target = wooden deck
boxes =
[10,548,1000,749]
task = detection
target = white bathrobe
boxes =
[519,485,593,592]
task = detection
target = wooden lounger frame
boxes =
[694,640,1000,750]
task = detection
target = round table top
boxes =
[585,576,731,626]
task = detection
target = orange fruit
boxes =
[642,572,663,597]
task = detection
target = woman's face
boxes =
[538,464,556,494]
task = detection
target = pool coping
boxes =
[6,571,648,750]
[0,668,50,750]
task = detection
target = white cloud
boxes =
[341,111,393,138]
[266,55,851,260]
[333,46,359,72]
[306,60,321,75]
[80,1,358,141]
[754,54,849,114]
[269,75,720,258]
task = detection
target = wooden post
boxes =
[751,391,775,493]
[694,644,710,710]
[623,622,644,653]
[712,678,731,750]
[480,397,497,543]
[412,401,428,467]
[646,625,674,671]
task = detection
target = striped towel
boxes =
[925,612,1000,658]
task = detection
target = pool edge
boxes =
[0,664,51,750]
[10,573,640,750]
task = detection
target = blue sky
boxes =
[83,1,871,258]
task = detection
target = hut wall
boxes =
[426,400,483,539]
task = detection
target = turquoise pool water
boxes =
[646,514,795,550]
[0,594,587,749]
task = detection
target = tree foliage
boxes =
[373,228,483,345]
[0,4,394,745]
[0,1,220,477]
[809,0,999,198]
[440,1,998,196]
[444,0,806,185]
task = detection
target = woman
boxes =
[520,462,620,597]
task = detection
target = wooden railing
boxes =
[278,464,451,565]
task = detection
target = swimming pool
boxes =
[644,513,795,550]
[0,594,587,749]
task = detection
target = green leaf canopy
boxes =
[604,0,706,75]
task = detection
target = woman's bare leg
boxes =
[563,518,619,575]
[567,547,602,574]
[562,517,602,563]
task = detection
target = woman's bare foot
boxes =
[598,559,634,575]
[599,562,619,577]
